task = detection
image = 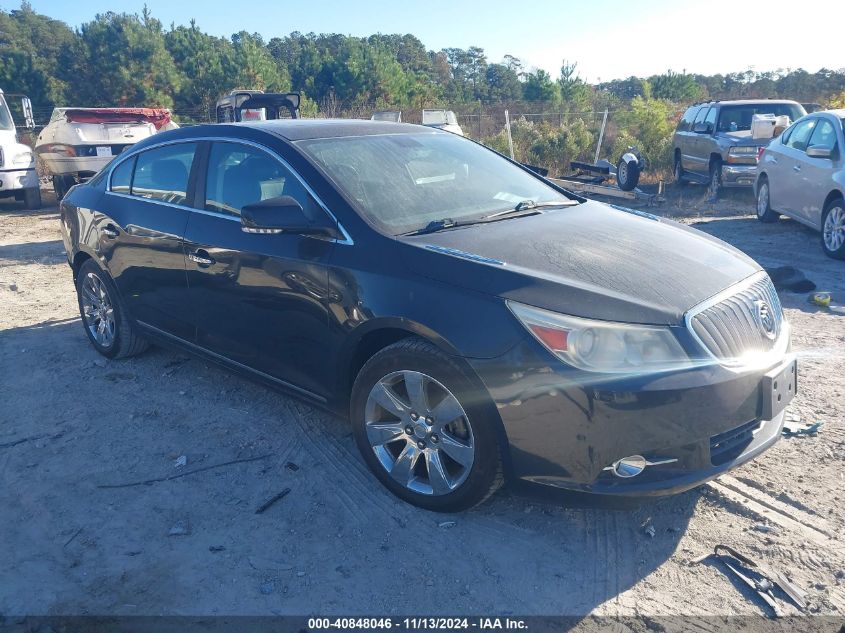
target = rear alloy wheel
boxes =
[351,338,502,511]
[822,199,845,260]
[673,154,687,187]
[708,160,722,199]
[76,259,149,359]
[755,179,779,223]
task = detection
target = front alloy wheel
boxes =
[365,370,474,496]
[351,337,502,511]
[822,201,845,259]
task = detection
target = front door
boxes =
[182,140,336,398]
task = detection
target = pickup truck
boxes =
[673,99,806,197]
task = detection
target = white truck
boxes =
[0,89,41,209]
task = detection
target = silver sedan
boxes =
[755,109,845,259]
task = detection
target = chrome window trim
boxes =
[683,270,790,371]
[105,135,353,245]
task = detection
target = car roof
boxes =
[237,118,440,141]
[694,99,802,107]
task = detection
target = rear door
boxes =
[687,106,712,175]
[801,117,840,228]
[102,141,198,340]
[777,117,818,219]
[675,105,700,170]
[182,140,336,398]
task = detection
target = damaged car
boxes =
[60,120,795,511]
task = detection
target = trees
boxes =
[523,69,559,103]
[76,10,181,107]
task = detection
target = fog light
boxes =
[609,455,647,478]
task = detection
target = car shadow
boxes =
[1,315,699,618]
[0,239,65,264]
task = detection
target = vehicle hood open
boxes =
[400,201,761,325]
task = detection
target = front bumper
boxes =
[721,163,757,187]
[468,336,791,498]
[0,167,38,192]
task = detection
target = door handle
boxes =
[102,224,119,239]
[188,250,215,266]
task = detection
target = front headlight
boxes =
[12,151,33,166]
[508,301,692,374]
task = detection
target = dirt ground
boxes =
[1,183,844,620]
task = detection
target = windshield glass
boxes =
[297,132,574,235]
[0,96,14,131]
[717,103,806,132]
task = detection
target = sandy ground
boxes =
[1,184,844,620]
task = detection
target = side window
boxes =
[110,156,135,194]
[704,107,717,132]
[677,106,699,132]
[692,107,709,128]
[131,143,197,205]
[204,142,321,219]
[784,119,817,152]
[807,119,837,151]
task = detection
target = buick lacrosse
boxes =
[60,120,796,511]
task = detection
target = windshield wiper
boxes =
[401,218,475,236]
[485,199,579,219]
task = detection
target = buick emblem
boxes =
[754,300,777,339]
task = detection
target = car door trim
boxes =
[104,135,354,245]
[136,319,328,403]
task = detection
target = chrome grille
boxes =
[687,273,783,362]
[0,146,4,168]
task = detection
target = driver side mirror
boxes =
[806,145,832,159]
[240,195,339,239]
[693,122,710,134]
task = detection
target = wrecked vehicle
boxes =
[422,109,464,136]
[0,88,40,209]
[35,107,178,199]
[673,99,806,197]
[215,90,300,123]
[61,120,795,511]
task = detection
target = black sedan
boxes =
[60,120,796,511]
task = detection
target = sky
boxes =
[12,0,845,82]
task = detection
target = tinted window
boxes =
[807,119,837,151]
[131,143,196,205]
[110,156,135,194]
[205,142,318,218]
[716,103,805,132]
[297,132,575,235]
[677,106,700,132]
[784,119,817,152]
[693,107,709,127]
[704,107,717,132]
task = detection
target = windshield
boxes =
[717,103,806,132]
[0,96,14,131]
[297,132,574,235]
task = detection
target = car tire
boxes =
[23,186,42,210]
[53,175,70,201]
[755,178,779,223]
[708,160,723,199]
[673,154,687,187]
[821,198,845,260]
[76,258,149,359]
[616,157,640,191]
[350,337,503,512]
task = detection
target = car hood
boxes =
[400,201,761,325]
[716,130,773,147]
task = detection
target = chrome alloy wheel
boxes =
[81,272,116,347]
[364,370,475,496]
[757,182,769,218]
[824,204,845,252]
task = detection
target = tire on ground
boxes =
[350,337,503,512]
